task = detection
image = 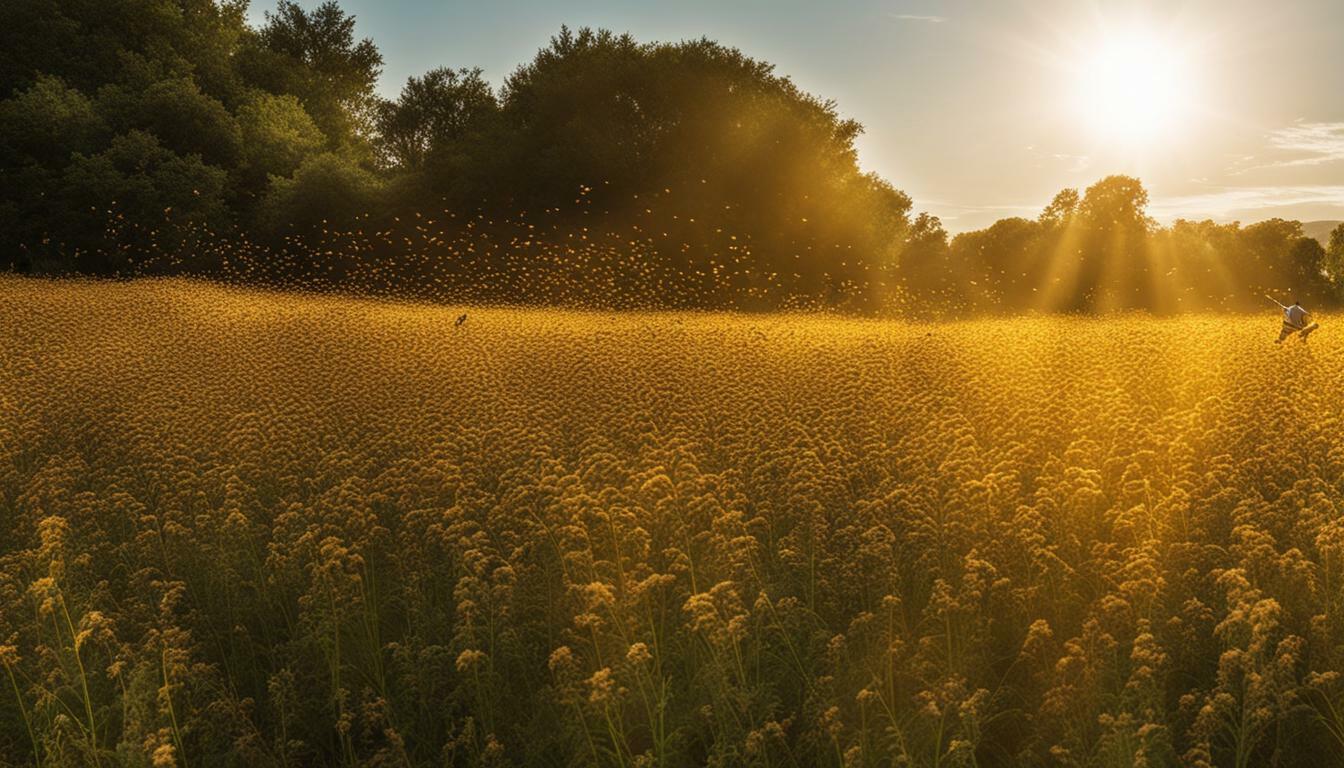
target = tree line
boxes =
[915,178,1344,314]
[3,0,1343,313]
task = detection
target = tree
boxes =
[1324,223,1344,292]
[245,1,384,154]
[0,1,256,271]
[97,77,243,168]
[0,74,102,166]
[1079,175,1152,235]
[491,26,910,309]
[950,217,1043,310]
[496,27,648,203]
[1039,188,1079,229]
[0,7,930,309]
[900,212,955,306]
[56,130,230,272]
[1282,236,1330,305]
[376,67,498,172]
[0,0,250,101]
[237,92,325,189]
[258,151,382,234]
[1074,175,1153,310]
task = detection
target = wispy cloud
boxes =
[1263,121,1344,167]
[1023,145,1091,174]
[890,13,948,23]
[912,200,1040,226]
[1050,153,1092,173]
[1148,185,1344,221]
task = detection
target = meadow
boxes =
[2,276,1343,767]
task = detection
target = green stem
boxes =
[161,647,188,768]
[58,593,100,768]
[3,658,40,767]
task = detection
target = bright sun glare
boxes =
[1075,30,1193,145]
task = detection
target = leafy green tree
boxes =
[0,0,250,101]
[1323,223,1344,291]
[496,27,646,203]
[0,1,255,270]
[0,74,102,165]
[97,77,242,167]
[375,67,501,209]
[1282,236,1330,305]
[492,26,909,309]
[243,1,384,155]
[57,130,230,271]
[63,130,228,216]
[377,67,497,172]
[258,151,382,234]
[237,92,325,190]
[1241,218,1303,260]
[1152,219,1246,310]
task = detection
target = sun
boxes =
[1074,29,1193,146]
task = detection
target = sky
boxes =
[247,0,1344,232]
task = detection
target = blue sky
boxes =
[247,0,1344,231]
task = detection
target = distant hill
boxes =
[1304,220,1342,246]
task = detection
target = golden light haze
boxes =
[881,0,1344,229]
[1069,26,1199,147]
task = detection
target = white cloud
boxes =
[1263,121,1344,167]
[1148,185,1344,221]
[1050,153,1092,173]
[890,13,948,23]
[912,199,1041,226]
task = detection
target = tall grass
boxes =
[0,277,1339,765]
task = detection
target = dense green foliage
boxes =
[6,278,1344,766]
[0,0,385,273]
[1,1,1342,311]
[0,3,911,309]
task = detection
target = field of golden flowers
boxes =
[2,276,1342,767]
